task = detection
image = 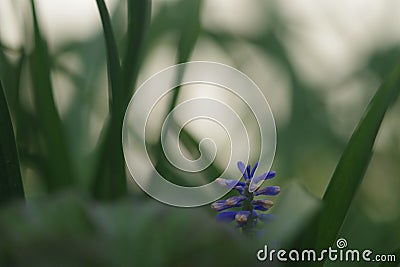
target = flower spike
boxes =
[212,160,280,235]
[237,161,248,180]
[250,162,259,177]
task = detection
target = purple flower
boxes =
[211,161,280,234]
[253,200,274,211]
[216,211,237,222]
[211,196,246,211]
[235,211,251,226]
[215,178,246,195]
[254,186,280,196]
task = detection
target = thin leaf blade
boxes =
[122,0,151,95]
[92,0,126,200]
[315,64,400,254]
[0,81,24,203]
[95,0,122,110]
[29,0,75,189]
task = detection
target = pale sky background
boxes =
[1,0,400,160]
[1,0,399,219]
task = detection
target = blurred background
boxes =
[0,0,399,266]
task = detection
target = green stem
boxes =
[241,181,255,235]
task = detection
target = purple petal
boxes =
[252,171,276,184]
[249,171,276,192]
[225,196,246,206]
[216,211,237,222]
[255,186,280,196]
[235,211,251,225]
[235,186,244,195]
[254,205,269,211]
[211,200,227,211]
[267,171,276,179]
[211,199,242,212]
[237,211,251,216]
[237,161,246,174]
[250,162,259,177]
[246,165,251,179]
[237,161,249,180]
[253,199,274,212]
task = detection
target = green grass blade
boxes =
[152,0,210,186]
[176,0,202,64]
[122,0,151,95]
[0,81,24,203]
[0,40,24,115]
[315,64,400,254]
[95,0,122,110]
[164,0,201,111]
[29,0,75,190]
[92,0,126,200]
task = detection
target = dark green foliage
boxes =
[315,64,400,252]
[0,1,399,266]
[0,81,24,203]
[0,194,255,267]
[92,0,151,200]
[29,0,75,189]
[293,63,400,267]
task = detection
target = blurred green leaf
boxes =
[29,0,75,190]
[313,63,400,262]
[92,0,126,200]
[93,0,152,200]
[0,39,49,184]
[52,32,107,186]
[152,0,223,187]
[176,0,202,63]
[203,27,344,182]
[122,0,151,94]
[264,182,320,246]
[0,81,24,204]
[0,42,24,114]
[95,0,122,111]
[0,193,256,267]
[167,0,201,109]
